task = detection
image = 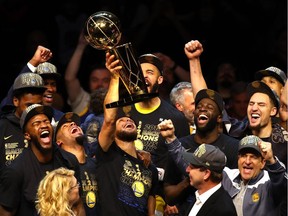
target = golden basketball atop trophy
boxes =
[84,11,122,50]
[84,11,158,108]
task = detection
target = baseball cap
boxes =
[36,62,61,80]
[20,104,54,130]
[54,112,81,137]
[13,73,47,92]
[247,81,280,115]
[138,54,163,75]
[238,135,262,156]
[182,144,227,173]
[255,66,286,86]
[195,89,224,113]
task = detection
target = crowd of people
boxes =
[0,1,287,216]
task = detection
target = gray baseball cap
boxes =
[238,135,262,155]
[36,62,61,80]
[20,104,54,130]
[13,73,46,92]
[182,144,227,173]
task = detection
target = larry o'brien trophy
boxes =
[84,11,158,108]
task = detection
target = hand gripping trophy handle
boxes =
[84,11,157,108]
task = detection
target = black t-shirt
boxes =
[79,157,98,216]
[0,112,26,170]
[118,99,190,169]
[118,99,190,198]
[96,142,158,216]
[0,145,80,216]
[263,123,287,168]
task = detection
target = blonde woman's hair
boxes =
[35,167,77,216]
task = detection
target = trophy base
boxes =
[105,93,158,108]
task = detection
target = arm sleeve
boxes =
[266,157,287,202]
[166,139,189,175]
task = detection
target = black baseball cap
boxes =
[182,144,226,173]
[20,104,54,131]
[255,66,286,86]
[247,81,280,115]
[138,54,163,75]
[54,112,81,137]
[195,89,224,113]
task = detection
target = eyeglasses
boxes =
[70,182,80,190]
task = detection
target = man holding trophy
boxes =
[85,11,190,215]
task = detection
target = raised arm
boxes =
[64,30,88,103]
[184,40,207,97]
[28,45,53,67]
[158,119,188,174]
[1,45,52,109]
[258,140,287,203]
[98,52,121,152]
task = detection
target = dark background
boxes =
[0,0,287,110]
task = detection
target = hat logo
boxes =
[240,135,259,147]
[251,81,261,89]
[43,67,49,73]
[266,66,281,75]
[206,89,215,98]
[194,144,206,158]
[37,62,57,74]
[65,112,74,122]
[35,106,45,113]
[22,74,42,86]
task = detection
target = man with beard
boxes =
[177,88,238,168]
[106,52,190,215]
[96,52,159,216]
[54,111,98,216]
[0,104,85,216]
[158,89,239,215]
